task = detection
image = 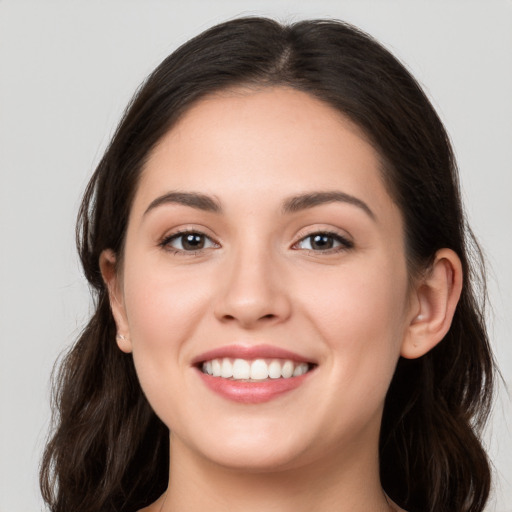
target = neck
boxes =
[160,434,394,512]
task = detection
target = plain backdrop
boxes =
[1,1,511,511]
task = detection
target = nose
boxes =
[213,246,292,329]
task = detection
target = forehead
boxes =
[134,86,398,221]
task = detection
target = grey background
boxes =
[1,1,511,510]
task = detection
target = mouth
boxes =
[199,358,314,381]
[192,345,317,403]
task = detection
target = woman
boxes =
[40,17,494,512]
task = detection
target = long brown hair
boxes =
[40,17,494,512]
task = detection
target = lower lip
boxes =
[196,369,312,404]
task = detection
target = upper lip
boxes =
[191,344,315,366]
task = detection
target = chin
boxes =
[181,424,313,473]
[203,446,306,473]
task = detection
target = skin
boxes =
[101,86,462,512]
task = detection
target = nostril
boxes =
[219,312,278,326]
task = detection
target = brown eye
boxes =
[310,234,334,250]
[181,233,205,250]
[296,232,353,251]
[163,232,217,252]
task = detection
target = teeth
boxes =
[201,358,311,380]
[232,359,250,379]
[211,359,221,377]
[281,360,294,379]
[250,359,268,380]
[293,363,309,377]
[268,360,282,379]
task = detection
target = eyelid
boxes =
[157,225,353,255]
[292,228,354,252]
[159,227,220,254]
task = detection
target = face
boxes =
[107,87,417,473]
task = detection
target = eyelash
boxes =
[292,231,354,253]
[159,229,219,255]
[159,229,353,255]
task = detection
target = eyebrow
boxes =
[144,191,222,215]
[282,191,375,220]
[143,189,375,220]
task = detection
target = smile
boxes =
[193,345,316,403]
[201,358,311,380]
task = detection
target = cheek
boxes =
[305,256,407,330]
[303,271,408,444]
[120,258,215,428]
[299,257,409,395]
[123,260,206,346]
[120,255,212,395]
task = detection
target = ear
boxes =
[99,249,133,353]
[401,248,463,359]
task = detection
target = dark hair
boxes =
[40,17,494,512]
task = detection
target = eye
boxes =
[161,231,218,253]
[294,232,353,252]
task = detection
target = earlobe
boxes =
[115,333,132,353]
[99,249,133,353]
[401,249,463,359]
